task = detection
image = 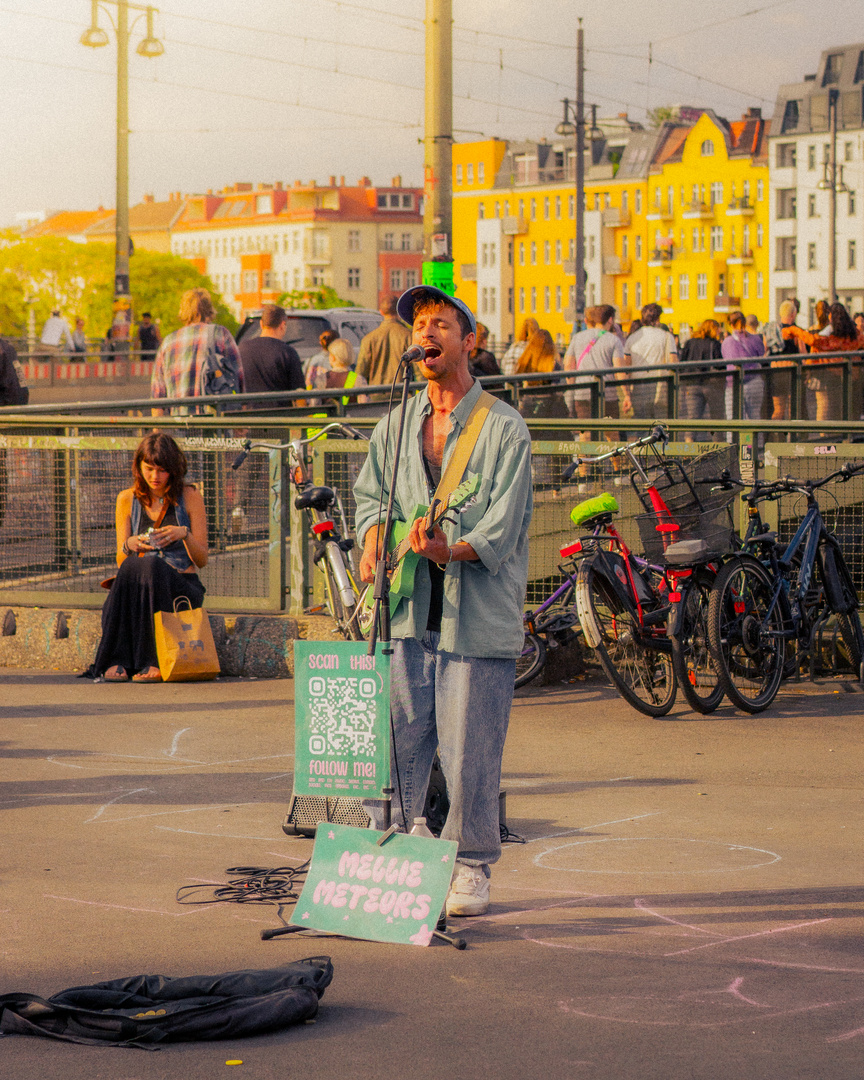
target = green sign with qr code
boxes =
[293,641,391,799]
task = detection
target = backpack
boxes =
[198,324,242,397]
[763,320,786,356]
[0,957,333,1048]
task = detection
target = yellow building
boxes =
[609,109,771,336]
[451,108,771,347]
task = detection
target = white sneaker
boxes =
[445,861,490,917]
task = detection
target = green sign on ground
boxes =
[290,823,458,946]
[293,641,391,800]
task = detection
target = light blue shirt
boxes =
[353,379,533,659]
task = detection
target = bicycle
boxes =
[707,464,864,714]
[516,543,584,688]
[232,422,367,640]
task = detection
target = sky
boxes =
[1,0,861,225]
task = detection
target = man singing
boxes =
[353,285,532,916]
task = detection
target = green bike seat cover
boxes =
[570,492,619,527]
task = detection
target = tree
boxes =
[276,285,352,310]
[0,233,237,339]
[647,105,676,129]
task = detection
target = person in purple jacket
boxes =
[721,310,765,421]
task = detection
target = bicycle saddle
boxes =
[570,492,619,528]
[664,538,709,566]
[294,485,335,511]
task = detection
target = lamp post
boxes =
[80,1,163,349]
[817,88,848,305]
[555,41,602,334]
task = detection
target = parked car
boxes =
[235,308,382,367]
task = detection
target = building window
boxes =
[808,145,816,170]
[456,164,463,184]
[489,286,496,313]
[466,164,474,183]
[622,190,629,213]
[701,139,714,156]
[634,282,642,309]
[808,243,817,270]
[519,287,525,313]
[710,181,724,206]
[519,242,525,265]
[555,238,561,262]
[622,235,629,260]
[710,226,724,253]
[383,232,394,251]
[402,194,412,208]
[508,287,513,314]
[696,273,708,300]
[530,287,537,313]
[390,269,403,291]
[544,197,550,220]
[588,235,595,260]
[555,195,561,219]
[634,189,642,214]
[348,267,361,289]
[348,229,361,252]
[849,240,857,269]
[478,202,485,219]
[401,232,412,251]
[480,243,488,268]
[678,273,689,300]
[544,240,551,264]
[776,143,797,167]
[808,193,818,217]
[480,288,488,314]
[262,270,273,288]
[845,141,854,163]
[568,194,575,218]
[478,162,485,184]
[654,276,661,302]
[756,223,764,247]
[242,270,257,292]
[622,282,629,310]
[635,235,642,260]
[405,268,418,288]
[494,201,500,217]
[544,286,551,313]
[756,272,764,299]
[518,198,525,219]
[742,273,750,300]
[849,191,857,215]
[569,237,575,260]
[489,242,496,267]
[555,285,562,311]
[530,242,537,265]
[530,198,536,220]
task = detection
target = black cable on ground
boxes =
[500,823,526,844]
[176,862,310,907]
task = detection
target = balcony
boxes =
[647,247,674,267]
[713,293,741,313]
[603,206,631,228]
[603,255,632,275]
[726,198,755,217]
[645,207,673,222]
[726,249,754,265]
[501,215,527,235]
[459,263,477,281]
[681,201,714,220]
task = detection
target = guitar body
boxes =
[387,503,429,608]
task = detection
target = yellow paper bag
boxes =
[154,598,220,682]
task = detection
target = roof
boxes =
[771,43,864,135]
[22,209,112,238]
[84,197,185,237]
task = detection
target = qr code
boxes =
[307,677,378,757]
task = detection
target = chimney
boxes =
[329,175,336,187]
[392,174,402,187]
[359,176,371,187]
[339,175,345,187]
[206,189,213,196]
[275,181,283,190]
[143,193,154,203]
[294,179,302,188]
[745,107,762,119]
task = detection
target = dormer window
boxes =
[822,52,843,86]
[700,140,714,157]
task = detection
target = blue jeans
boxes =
[371,632,515,869]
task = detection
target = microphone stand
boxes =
[365,353,417,830]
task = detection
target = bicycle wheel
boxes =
[821,545,864,675]
[671,568,724,714]
[515,632,546,688]
[577,565,677,717]
[707,556,785,714]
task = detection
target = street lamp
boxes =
[80,1,163,350]
[816,88,849,304]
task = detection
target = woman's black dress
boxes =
[88,506,205,677]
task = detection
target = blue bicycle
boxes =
[707,464,864,713]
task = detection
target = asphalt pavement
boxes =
[2,668,864,1079]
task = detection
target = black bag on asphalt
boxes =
[0,956,333,1048]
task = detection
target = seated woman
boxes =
[90,433,208,682]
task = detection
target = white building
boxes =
[768,44,864,322]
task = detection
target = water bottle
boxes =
[409,817,434,838]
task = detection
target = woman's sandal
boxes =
[103,666,129,682]
[132,667,162,683]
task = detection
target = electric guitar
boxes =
[356,474,482,629]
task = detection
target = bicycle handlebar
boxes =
[562,424,668,480]
[743,460,864,502]
[230,423,365,469]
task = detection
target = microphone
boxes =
[400,345,427,364]
[231,440,252,470]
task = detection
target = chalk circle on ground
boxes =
[535,837,781,875]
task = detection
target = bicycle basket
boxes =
[636,502,737,563]
[632,445,741,516]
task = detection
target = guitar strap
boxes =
[431,389,496,508]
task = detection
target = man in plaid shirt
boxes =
[150,289,244,414]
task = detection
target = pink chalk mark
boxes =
[827,1024,864,1043]
[663,917,832,957]
[634,898,722,938]
[44,893,218,917]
